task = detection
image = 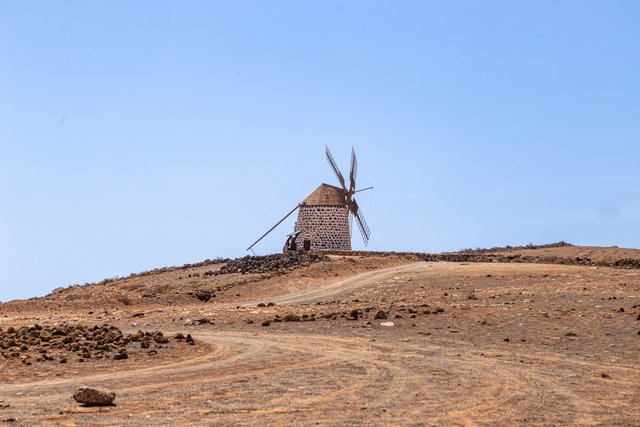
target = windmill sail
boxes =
[325,145,347,191]
[349,198,370,245]
[349,147,357,194]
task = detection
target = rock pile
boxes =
[257,305,435,325]
[420,252,640,269]
[209,253,329,276]
[0,324,193,364]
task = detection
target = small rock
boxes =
[113,353,128,360]
[185,334,195,345]
[601,373,611,379]
[174,333,185,340]
[257,303,267,308]
[394,314,403,319]
[73,387,116,406]
[380,322,395,327]
[261,321,271,327]
[267,302,276,307]
[153,334,169,344]
[565,332,577,337]
[374,310,387,320]
[194,291,214,302]
[148,350,158,356]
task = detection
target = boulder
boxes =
[73,387,116,406]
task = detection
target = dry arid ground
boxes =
[1,245,639,426]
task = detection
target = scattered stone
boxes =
[153,332,169,343]
[394,314,403,319]
[186,334,195,345]
[374,310,387,320]
[131,312,145,318]
[257,303,267,308]
[174,333,185,340]
[267,302,276,307]
[148,350,158,356]
[601,373,611,379]
[73,387,116,406]
[565,332,577,337]
[113,353,128,360]
[261,321,271,327]
[283,314,300,322]
[196,290,215,302]
[380,322,395,327]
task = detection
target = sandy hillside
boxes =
[1,245,639,426]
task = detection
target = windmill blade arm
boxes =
[246,205,299,252]
[349,147,358,194]
[354,210,371,246]
[349,199,371,246]
[325,145,347,190]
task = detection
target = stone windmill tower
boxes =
[247,146,372,253]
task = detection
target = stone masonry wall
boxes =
[294,205,351,251]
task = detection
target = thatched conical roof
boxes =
[301,183,346,206]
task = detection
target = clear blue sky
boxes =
[1,1,639,301]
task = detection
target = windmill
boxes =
[247,146,372,253]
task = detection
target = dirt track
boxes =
[1,250,640,426]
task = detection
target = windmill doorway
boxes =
[303,239,311,251]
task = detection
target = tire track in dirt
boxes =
[8,329,636,425]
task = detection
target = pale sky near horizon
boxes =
[1,1,639,301]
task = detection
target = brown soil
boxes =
[1,246,639,426]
